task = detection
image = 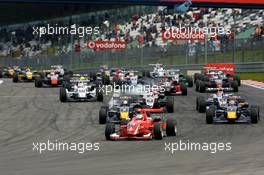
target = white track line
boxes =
[0,80,3,84]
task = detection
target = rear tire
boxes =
[199,81,206,93]
[231,81,238,92]
[187,76,193,87]
[105,123,115,140]
[96,90,104,102]
[102,74,110,85]
[180,84,187,95]
[234,75,241,86]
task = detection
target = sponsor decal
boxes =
[162,29,205,41]
[87,41,127,51]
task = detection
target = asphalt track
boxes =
[0,78,263,175]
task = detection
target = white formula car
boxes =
[60,79,103,102]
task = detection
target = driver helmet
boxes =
[135,114,143,120]
[80,76,86,80]
[122,100,128,105]
[216,90,224,96]
[229,100,236,106]
[50,71,55,76]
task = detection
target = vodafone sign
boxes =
[87,41,127,51]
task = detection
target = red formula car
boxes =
[105,108,177,140]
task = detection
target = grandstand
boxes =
[0,5,263,68]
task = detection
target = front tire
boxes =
[35,77,43,88]
[99,106,108,124]
[206,105,216,124]
[153,123,163,140]
[166,119,176,136]
[13,74,18,83]
[197,96,206,113]
[231,81,238,92]
[105,123,115,140]
[166,97,174,113]
[59,87,67,102]
[251,107,258,124]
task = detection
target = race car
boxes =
[167,69,193,87]
[59,77,103,102]
[195,69,238,93]
[143,63,166,78]
[34,65,69,88]
[0,66,20,78]
[112,69,141,87]
[194,63,241,88]
[105,108,177,140]
[89,65,111,85]
[13,68,37,82]
[197,91,260,123]
[99,89,174,124]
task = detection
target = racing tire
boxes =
[187,76,193,87]
[194,73,199,83]
[0,71,2,78]
[105,123,115,140]
[102,74,110,85]
[166,119,176,136]
[206,105,216,124]
[13,74,18,83]
[252,105,260,120]
[231,81,238,92]
[99,106,108,124]
[234,75,241,86]
[153,123,163,140]
[90,72,97,81]
[251,107,258,124]
[197,96,206,113]
[59,87,67,102]
[195,80,200,92]
[180,84,187,95]
[120,120,129,125]
[35,77,43,88]
[96,90,104,102]
[199,81,206,93]
[166,97,174,113]
[145,71,151,78]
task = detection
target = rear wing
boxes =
[69,79,90,83]
[204,64,234,75]
[136,108,164,113]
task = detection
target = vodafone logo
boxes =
[87,41,127,51]
[162,30,205,41]
[87,41,96,49]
